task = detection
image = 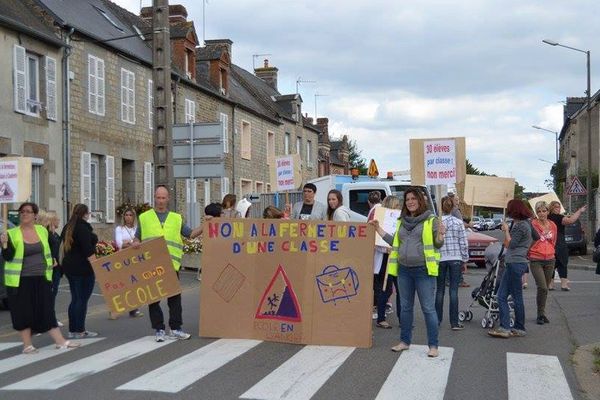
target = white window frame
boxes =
[240,178,253,197]
[221,177,230,200]
[148,79,153,129]
[25,53,40,116]
[267,131,275,165]
[45,56,57,121]
[220,113,229,153]
[88,54,105,116]
[185,98,195,123]
[120,68,135,124]
[307,140,313,167]
[80,151,91,208]
[143,162,154,205]
[284,133,290,155]
[29,158,44,204]
[105,155,115,223]
[90,158,99,211]
[241,120,251,160]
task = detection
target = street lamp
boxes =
[543,39,593,234]
[532,125,559,164]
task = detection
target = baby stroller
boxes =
[458,242,515,329]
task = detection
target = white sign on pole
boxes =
[424,139,457,185]
[0,158,32,203]
[275,156,296,191]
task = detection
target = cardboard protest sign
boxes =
[374,206,401,248]
[91,237,181,313]
[528,192,565,216]
[462,174,515,208]
[200,219,375,348]
[271,154,302,191]
[410,137,466,186]
[0,157,32,203]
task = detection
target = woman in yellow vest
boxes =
[371,187,445,358]
[0,202,80,353]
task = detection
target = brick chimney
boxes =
[254,59,278,90]
[140,5,188,24]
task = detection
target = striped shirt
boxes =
[440,215,469,262]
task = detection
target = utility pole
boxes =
[152,0,174,205]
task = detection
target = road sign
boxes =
[368,159,379,177]
[566,176,587,196]
[172,122,225,178]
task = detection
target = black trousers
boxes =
[148,293,182,331]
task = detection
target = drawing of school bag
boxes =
[315,265,360,304]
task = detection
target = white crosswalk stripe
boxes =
[0,338,104,375]
[375,345,454,400]
[117,338,262,393]
[507,353,574,400]
[1,336,172,390]
[0,336,576,399]
[240,345,355,400]
[0,342,23,352]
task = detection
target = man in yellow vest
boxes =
[134,186,202,342]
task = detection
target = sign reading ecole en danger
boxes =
[424,139,457,185]
[566,176,587,196]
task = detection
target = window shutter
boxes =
[45,56,57,121]
[13,44,26,113]
[97,58,105,115]
[221,177,230,199]
[220,113,229,153]
[105,155,115,223]
[191,100,195,123]
[88,55,97,113]
[121,69,127,121]
[80,151,92,207]
[144,162,153,204]
[129,71,135,124]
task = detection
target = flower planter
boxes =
[181,252,202,271]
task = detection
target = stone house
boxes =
[0,1,66,220]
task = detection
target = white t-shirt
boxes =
[115,225,136,250]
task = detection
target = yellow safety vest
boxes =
[4,225,53,287]
[386,215,440,277]
[139,209,184,271]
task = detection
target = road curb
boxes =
[573,342,600,400]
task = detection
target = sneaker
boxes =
[57,321,64,327]
[81,331,98,338]
[129,309,144,318]
[168,329,191,340]
[488,328,511,338]
[385,303,393,315]
[511,329,527,337]
[451,324,465,331]
[541,315,550,324]
[536,316,545,325]
[67,332,75,339]
[372,306,377,320]
[155,329,166,342]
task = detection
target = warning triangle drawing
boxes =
[255,265,302,322]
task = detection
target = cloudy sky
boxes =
[115,0,600,191]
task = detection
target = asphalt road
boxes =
[0,257,598,400]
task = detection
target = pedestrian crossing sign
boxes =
[566,176,587,196]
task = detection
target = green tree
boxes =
[348,139,368,174]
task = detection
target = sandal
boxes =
[427,347,439,358]
[22,345,38,354]
[56,340,81,350]
[376,321,392,329]
[391,342,410,352]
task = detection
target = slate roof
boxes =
[559,91,600,141]
[38,0,153,64]
[0,0,64,47]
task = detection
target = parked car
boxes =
[565,220,587,255]
[492,218,503,230]
[467,230,498,268]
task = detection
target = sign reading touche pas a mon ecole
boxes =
[91,238,181,313]
[200,219,375,348]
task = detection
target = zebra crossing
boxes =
[0,335,574,399]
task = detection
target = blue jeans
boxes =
[67,274,95,333]
[397,266,439,347]
[435,260,462,327]
[497,262,527,331]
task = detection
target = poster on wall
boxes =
[200,219,375,348]
[0,157,32,203]
[90,238,181,313]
